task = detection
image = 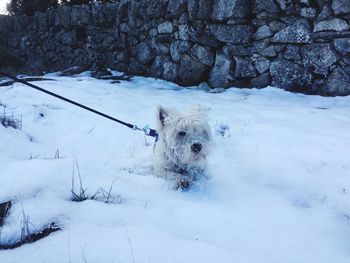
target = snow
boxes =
[0,73,350,263]
[0,0,9,15]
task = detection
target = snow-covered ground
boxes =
[0,73,350,263]
[0,0,9,15]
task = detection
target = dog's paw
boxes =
[173,179,191,190]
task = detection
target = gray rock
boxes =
[115,33,126,50]
[146,0,168,18]
[332,0,350,15]
[137,42,155,64]
[254,25,273,40]
[270,59,312,92]
[209,52,234,88]
[157,21,174,34]
[207,87,225,93]
[260,46,277,57]
[284,45,301,61]
[253,0,279,14]
[301,44,338,75]
[115,51,128,63]
[149,28,158,38]
[234,57,257,78]
[33,12,48,32]
[187,0,199,21]
[252,55,271,73]
[191,44,214,66]
[92,3,118,26]
[60,66,87,76]
[170,40,192,62]
[57,31,76,46]
[188,25,219,48]
[322,67,350,96]
[276,0,303,14]
[223,44,254,56]
[42,38,56,52]
[157,33,174,43]
[178,24,190,40]
[300,7,317,18]
[14,16,32,32]
[275,0,288,11]
[269,21,287,32]
[197,0,213,19]
[179,13,189,24]
[26,52,45,72]
[317,3,333,21]
[312,31,350,42]
[116,0,129,20]
[223,40,269,57]
[211,0,249,21]
[334,38,350,55]
[151,56,170,78]
[128,58,144,75]
[127,36,139,57]
[250,73,272,88]
[197,82,211,91]
[56,6,72,28]
[340,57,350,73]
[301,0,312,6]
[178,54,208,85]
[275,44,287,53]
[102,36,115,50]
[272,23,311,43]
[120,23,130,33]
[19,35,33,50]
[167,0,187,18]
[314,18,349,32]
[162,61,178,81]
[188,0,213,21]
[0,15,14,33]
[209,24,253,44]
[152,41,169,55]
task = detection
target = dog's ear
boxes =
[158,106,169,128]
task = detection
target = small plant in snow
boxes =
[0,203,60,250]
[20,204,32,242]
[71,161,121,204]
[0,201,12,227]
[0,107,22,130]
[214,122,231,138]
[29,149,62,160]
[91,178,121,204]
[54,149,60,159]
[71,161,88,202]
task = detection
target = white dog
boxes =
[154,106,212,189]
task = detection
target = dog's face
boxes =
[157,106,212,168]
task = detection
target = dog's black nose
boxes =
[191,143,202,153]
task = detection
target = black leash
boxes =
[0,71,158,139]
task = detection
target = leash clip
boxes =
[132,125,142,131]
[143,125,151,135]
[143,125,159,140]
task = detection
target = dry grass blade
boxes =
[0,201,12,226]
[0,108,22,130]
[0,223,61,250]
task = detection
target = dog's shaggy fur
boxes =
[154,106,212,189]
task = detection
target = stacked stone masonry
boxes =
[1,0,350,96]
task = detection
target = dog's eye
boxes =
[178,131,186,137]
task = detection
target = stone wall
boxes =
[1,0,350,96]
